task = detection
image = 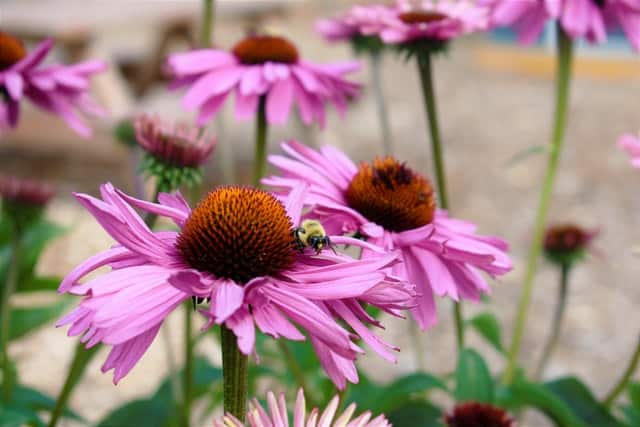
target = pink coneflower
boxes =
[214,389,391,427]
[618,132,640,168]
[316,4,395,45]
[487,0,640,49]
[264,141,512,329]
[134,114,216,189]
[0,175,55,208]
[378,0,489,45]
[135,114,215,168]
[57,183,412,384]
[0,32,107,137]
[167,34,361,128]
[444,402,514,427]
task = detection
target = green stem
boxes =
[253,97,268,187]
[369,52,393,155]
[533,264,570,380]
[182,305,194,427]
[417,51,463,352]
[48,344,100,427]
[201,0,215,48]
[1,233,20,403]
[502,26,574,385]
[221,325,248,420]
[603,335,640,407]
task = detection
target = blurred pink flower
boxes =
[214,389,391,427]
[264,141,512,329]
[316,4,396,42]
[134,114,216,168]
[0,32,107,137]
[487,0,640,49]
[167,35,361,128]
[57,183,412,385]
[618,132,640,168]
[376,0,489,44]
[0,175,55,207]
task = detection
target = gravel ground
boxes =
[2,2,640,425]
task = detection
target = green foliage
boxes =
[455,348,494,404]
[96,356,222,427]
[395,39,449,63]
[386,401,444,427]
[350,34,387,57]
[620,383,640,427]
[9,298,70,340]
[467,312,505,354]
[0,384,83,426]
[140,154,203,191]
[0,216,65,294]
[545,377,623,427]
[113,119,137,147]
[497,378,587,427]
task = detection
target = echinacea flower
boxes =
[0,32,107,137]
[214,389,391,427]
[167,34,361,128]
[378,0,489,46]
[57,183,413,385]
[134,114,216,189]
[316,4,395,55]
[0,175,55,229]
[487,0,640,49]
[264,141,512,329]
[618,132,640,168]
[544,223,597,268]
[444,402,514,427]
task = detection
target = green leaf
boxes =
[0,407,45,427]
[0,218,65,293]
[10,384,83,421]
[628,382,640,410]
[455,348,494,404]
[97,356,222,427]
[17,276,62,293]
[467,312,504,354]
[386,401,443,427]
[505,145,547,168]
[9,299,70,340]
[497,380,587,427]
[546,377,623,427]
[95,399,173,427]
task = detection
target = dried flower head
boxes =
[544,224,596,268]
[444,402,514,427]
[0,176,55,229]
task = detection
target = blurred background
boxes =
[1,0,640,425]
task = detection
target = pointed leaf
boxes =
[467,312,504,354]
[455,348,494,404]
[386,401,443,427]
[9,299,70,340]
[545,377,623,427]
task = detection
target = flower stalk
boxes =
[202,0,215,48]
[503,25,574,385]
[221,325,248,421]
[603,335,640,407]
[253,97,269,187]
[48,344,100,427]
[416,51,463,351]
[533,263,571,379]
[369,52,393,155]
[0,232,20,403]
[182,307,194,427]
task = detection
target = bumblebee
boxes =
[293,219,335,254]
